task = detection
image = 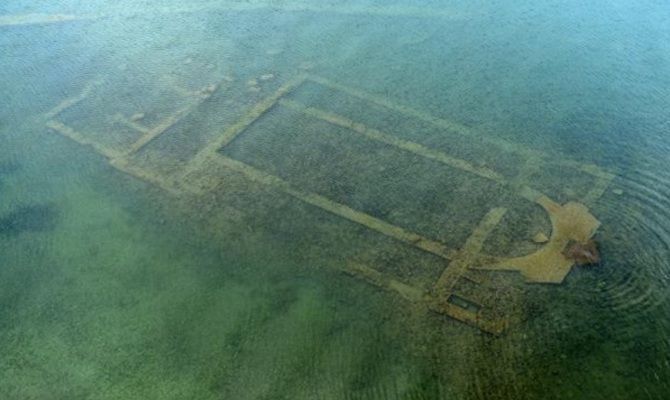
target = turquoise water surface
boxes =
[1,1,669,399]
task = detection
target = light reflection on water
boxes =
[1,1,669,399]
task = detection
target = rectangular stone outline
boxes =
[194,76,613,333]
[304,75,616,207]
[46,73,615,334]
[45,76,222,194]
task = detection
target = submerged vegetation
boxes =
[1,0,669,399]
[0,204,58,236]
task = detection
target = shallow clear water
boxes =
[1,1,669,399]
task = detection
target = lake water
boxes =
[1,1,669,399]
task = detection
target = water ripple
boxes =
[591,163,670,320]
